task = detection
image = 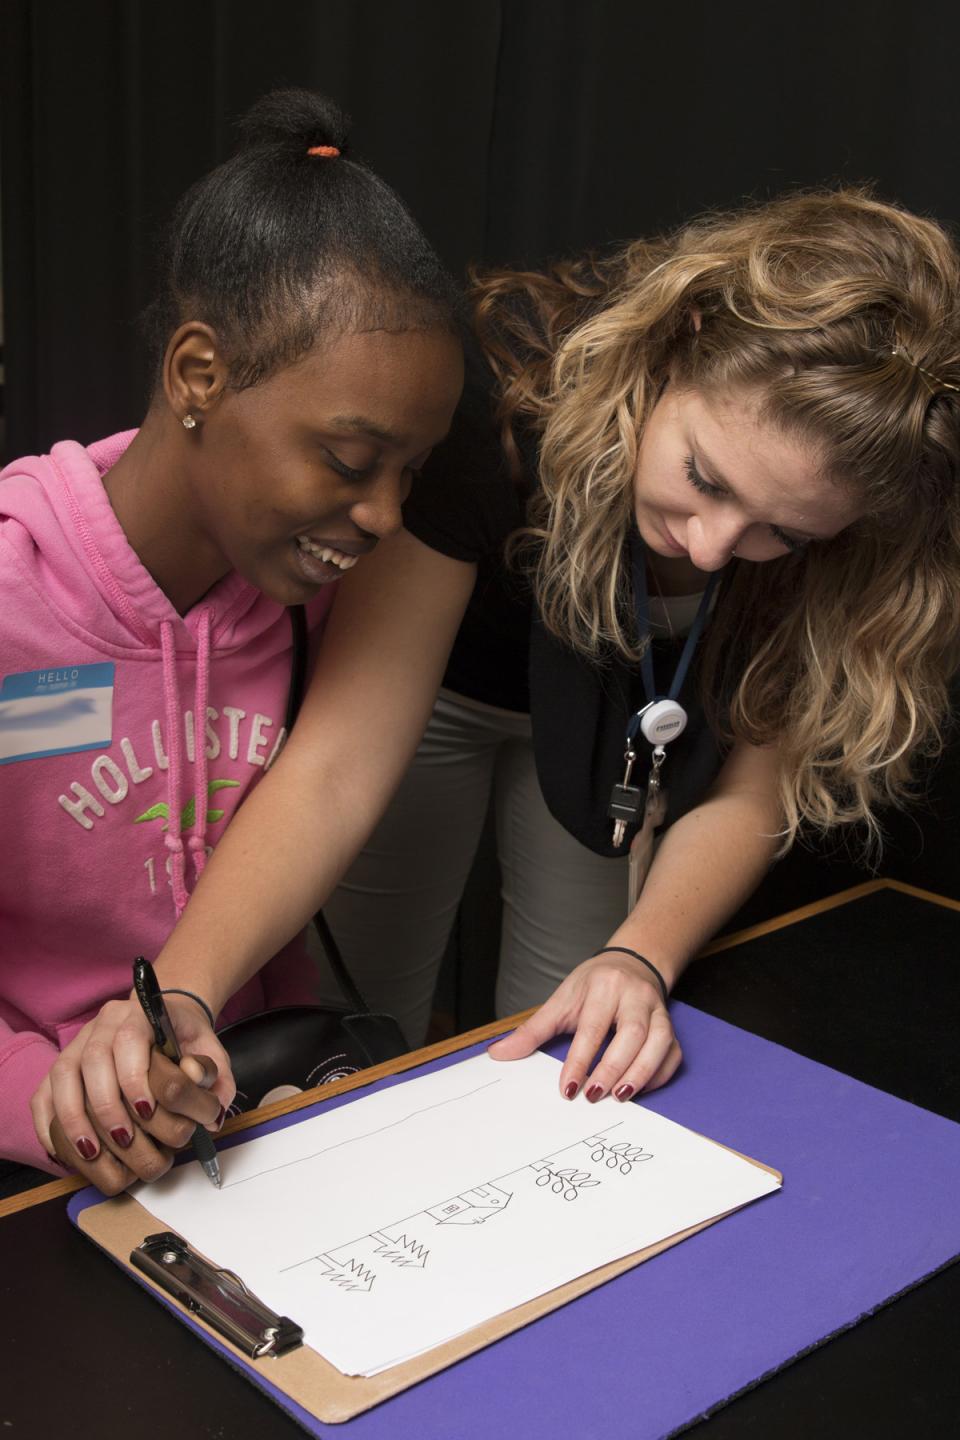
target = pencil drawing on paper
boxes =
[278,1118,656,1294]
[138,1054,782,1376]
[221,1077,506,1192]
[370,1229,431,1265]
[427,1182,513,1224]
[138,1050,779,1376]
[584,1134,655,1174]
[530,1160,600,1201]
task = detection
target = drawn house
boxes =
[426,1183,512,1225]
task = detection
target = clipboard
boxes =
[70,1041,781,1428]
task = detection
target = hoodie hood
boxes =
[1,432,267,652]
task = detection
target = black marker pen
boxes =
[132,956,222,1189]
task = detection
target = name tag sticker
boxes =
[0,663,115,765]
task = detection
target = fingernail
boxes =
[614,1083,635,1102]
[563,1080,579,1100]
[45,1151,66,1169]
[585,1084,604,1103]
[215,1104,225,1129]
[75,1136,98,1161]
[110,1126,133,1149]
[134,1099,154,1122]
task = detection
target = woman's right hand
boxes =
[30,994,235,1194]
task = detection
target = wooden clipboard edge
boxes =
[77,1138,781,1425]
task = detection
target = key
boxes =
[647,744,666,799]
[608,748,644,848]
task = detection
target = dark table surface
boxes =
[2,882,958,1438]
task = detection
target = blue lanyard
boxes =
[630,532,720,707]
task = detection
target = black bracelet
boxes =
[591,947,669,1006]
[160,987,216,1030]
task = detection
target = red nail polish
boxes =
[563,1080,579,1100]
[75,1136,97,1161]
[615,1084,635,1102]
[586,1084,604,1103]
[110,1126,133,1149]
[134,1100,154,1122]
[45,1151,65,1169]
[215,1105,226,1129]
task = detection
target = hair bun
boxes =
[235,88,351,157]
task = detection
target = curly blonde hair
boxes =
[471,189,960,852]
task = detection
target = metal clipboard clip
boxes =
[131,1231,304,1359]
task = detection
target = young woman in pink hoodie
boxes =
[0,89,465,1186]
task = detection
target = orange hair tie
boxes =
[307,144,340,158]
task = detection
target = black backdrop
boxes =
[2,0,958,918]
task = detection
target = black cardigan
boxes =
[404,344,727,856]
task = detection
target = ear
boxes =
[163,322,229,426]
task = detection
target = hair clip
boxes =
[307,145,340,158]
[890,345,960,396]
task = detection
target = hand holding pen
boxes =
[132,957,223,1188]
[37,985,226,1195]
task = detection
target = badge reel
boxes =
[607,699,688,849]
[606,531,721,859]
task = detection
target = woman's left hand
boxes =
[487,951,681,1102]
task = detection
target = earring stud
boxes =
[182,413,197,431]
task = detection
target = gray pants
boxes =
[314,689,629,1046]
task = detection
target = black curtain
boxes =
[2,0,958,903]
[0,0,502,455]
[6,0,960,457]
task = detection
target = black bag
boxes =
[217,607,409,1112]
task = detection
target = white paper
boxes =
[136,1052,780,1375]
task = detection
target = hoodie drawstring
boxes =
[159,607,213,917]
[159,620,188,914]
[188,609,212,886]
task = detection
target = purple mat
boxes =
[70,1002,960,1437]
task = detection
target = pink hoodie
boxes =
[0,431,334,1170]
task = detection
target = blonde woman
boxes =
[38,190,960,1184]
[321,187,960,1052]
